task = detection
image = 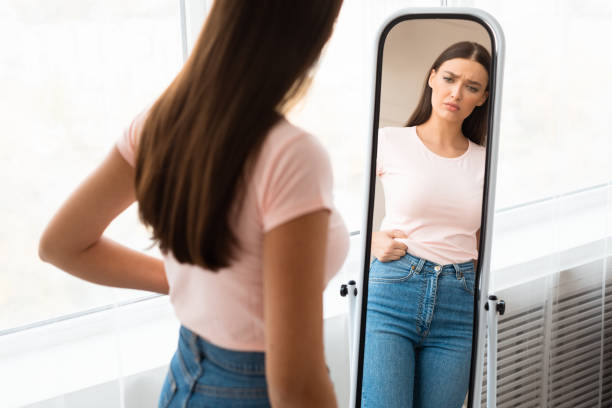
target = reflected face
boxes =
[428,58,489,123]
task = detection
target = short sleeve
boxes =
[116,110,148,167]
[258,133,334,233]
[376,127,385,176]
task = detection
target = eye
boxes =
[443,76,453,82]
[468,86,479,93]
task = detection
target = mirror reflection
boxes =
[361,19,493,408]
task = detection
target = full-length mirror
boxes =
[355,12,503,408]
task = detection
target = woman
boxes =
[38,1,347,407]
[361,42,490,408]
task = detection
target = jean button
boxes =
[434,265,441,271]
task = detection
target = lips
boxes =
[444,102,459,111]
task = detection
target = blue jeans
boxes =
[159,326,270,407]
[361,253,475,408]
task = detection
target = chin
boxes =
[437,110,462,122]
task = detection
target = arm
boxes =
[371,229,408,262]
[263,210,337,408]
[38,146,168,295]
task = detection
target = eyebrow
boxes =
[443,71,483,86]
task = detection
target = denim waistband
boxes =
[179,326,266,375]
[400,252,475,275]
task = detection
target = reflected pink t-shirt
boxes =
[117,111,349,351]
[377,126,485,265]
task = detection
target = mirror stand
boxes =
[340,280,359,372]
[485,295,506,408]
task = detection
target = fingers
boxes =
[392,241,408,252]
[389,231,408,252]
[378,248,407,262]
[393,248,407,258]
[373,229,409,262]
[389,248,407,259]
[378,255,400,262]
[390,229,408,239]
[388,230,408,250]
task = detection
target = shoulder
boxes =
[117,108,150,167]
[263,118,330,166]
[255,119,336,230]
[379,126,415,140]
[469,141,486,158]
[468,141,487,167]
[256,118,333,186]
[379,126,415,136]
[378,126,417,148]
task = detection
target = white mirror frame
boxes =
[350,7,505,408]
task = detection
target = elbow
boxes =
[38,228,63,264]
[38,227,96,266]
[38,231,54,263]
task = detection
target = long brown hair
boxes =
[406,41,491,145]
[134,0,343,271]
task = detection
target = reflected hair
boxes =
[406,41,491,145]
[134,0,343,271]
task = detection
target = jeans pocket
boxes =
[158,367,178,408]
[461,273,476,295]
[369,258,415,284]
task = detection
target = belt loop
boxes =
[453,263,462,280]
[415,258,426,274]
[188,329,201,364]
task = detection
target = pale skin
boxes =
[39,146,337,407]
[372,58,488,269]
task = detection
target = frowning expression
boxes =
[428,58,489,123]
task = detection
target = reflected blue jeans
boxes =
[361,253,475,408]
[159,326,270,407]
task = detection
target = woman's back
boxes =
[40,1,346,405]
[118,112,349,351]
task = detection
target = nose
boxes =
[450,83,462,101]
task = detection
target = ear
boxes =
[476,90,489,107]
[428,69,436,88]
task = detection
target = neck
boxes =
[418,115,464,146]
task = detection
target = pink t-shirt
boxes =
[377,126,485,265]
[117,111,349,351]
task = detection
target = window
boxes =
[1,0,182,331]
[4,0,611,339]
[466,0,612,208]
[3,0,612,406]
